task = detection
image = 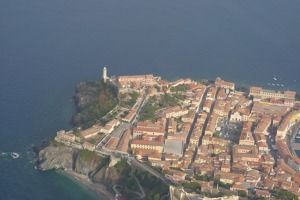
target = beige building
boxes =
[83,141,96,151]
[131,139,164,153]
[117,74,155,88]
[133,121,165,138]
[215,77,235,90]
[164,106,189,118]
[249,86,296,103]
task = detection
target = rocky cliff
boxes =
[35,141,169,199]
[35,141,124,186]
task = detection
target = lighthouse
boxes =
[103,66,108,82]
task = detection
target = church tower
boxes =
[103,66,107,82]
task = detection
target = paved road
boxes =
[130,168,145,199]
[96,123,131,150]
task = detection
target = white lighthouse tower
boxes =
[103,66,108,82]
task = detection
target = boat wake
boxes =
[11,152,20,159]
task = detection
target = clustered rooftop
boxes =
[55,68,300,199]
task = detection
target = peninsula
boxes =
[35,67,300,200]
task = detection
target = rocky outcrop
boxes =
[36,142,77,171]
[35,141,123,185]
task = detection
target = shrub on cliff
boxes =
[79,149,98,162]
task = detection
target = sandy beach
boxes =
[64,170,115,200]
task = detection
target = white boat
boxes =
[11,152,20,159]
[281,84,284,86]
[267,83,271,85]
[276,84,280,86]
[273,76,277,81]
[272,84,275,86]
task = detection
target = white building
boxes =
[103,66,108,82]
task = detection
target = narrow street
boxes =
[187,86,211,168]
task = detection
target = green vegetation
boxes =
[214,179,232,190]
[162,169,170,175]
[134,168,169,199]
[114,158,131,174]
[139,93,185,122]
[139,102,158,122]
[72,127,81,135]
[213,131,221,138]
[144,161,162,173]
[72,81,118,129]
[199,79,214,86]
[51,139,64,147]
[238,190,247,197]
[119,91,139,109]
[153,84,160,92]
[156,93,184,108]
[174,117,183,124]
[170,84,190,92]
[274,189,298,200]
[194,174,213,182]
[182,182,201,194]
[86,133,105,145]
[79,149,98,162]
[169,167,183,171]
[203,192,225,198]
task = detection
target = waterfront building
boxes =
[215,77,235,91]
[117,74,156,88]
[56,130,76,142]
[249,86,296,105]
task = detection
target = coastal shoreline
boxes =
[63,170,115,200]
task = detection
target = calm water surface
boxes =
[1,0,300,199]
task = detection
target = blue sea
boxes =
[1,0,300,199]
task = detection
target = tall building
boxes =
[103,66,107,82]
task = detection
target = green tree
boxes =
[238,190,247,197]
[153,193,160,200]
[182,182,201,193]
[274,189,298,200]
